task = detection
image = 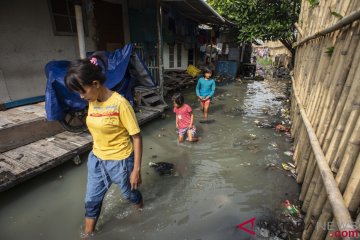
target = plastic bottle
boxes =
[284,200,299,216]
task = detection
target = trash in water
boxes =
[149,162,175,176]
[284,151,294,157]
[281,163,294,171]
[275,124,289,132]
[287,162,295,168]
[283,200,300,217]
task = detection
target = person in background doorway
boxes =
[196,68,216,120]
[173,93,199,143]
[64,55,143,237]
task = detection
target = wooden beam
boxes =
[293,8,360,48]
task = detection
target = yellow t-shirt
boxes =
[86,92,140,160]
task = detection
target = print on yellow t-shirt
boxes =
[86,92,140,160]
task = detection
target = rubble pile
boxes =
[163,70,197,96]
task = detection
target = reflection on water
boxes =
[0,80,299,240]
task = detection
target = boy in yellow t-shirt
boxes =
[65,56,143,236]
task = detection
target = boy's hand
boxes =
[204,96,210,100]
[198,96,203,100]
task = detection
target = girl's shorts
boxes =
[178,126,196,137]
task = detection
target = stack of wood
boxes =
[163,70,197,95]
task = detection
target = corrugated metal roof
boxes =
[162,0,231,26]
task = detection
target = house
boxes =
[0,0,226,109]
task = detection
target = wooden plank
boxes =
[16,104,46,117]
[0,154,29,175]
[0,120,64,153]
[0,133,93,192]
[0,108,42,127]
[144,95,161,104]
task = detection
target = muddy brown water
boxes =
[0,80,300,240]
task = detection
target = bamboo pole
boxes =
[292,76,355,238]
[294,8,360,48]
[304,35,360,229]
[343,153,360,215]
[309,117,360,239]
[300,24,358,212]
[295,29,348,184]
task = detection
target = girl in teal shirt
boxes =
[196,68,215,120]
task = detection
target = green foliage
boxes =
[257,57,272,66]
[307,0,320,8]
[325,47,334,56]
[329,8,343,19]
[208,0,301,44]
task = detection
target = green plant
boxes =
[208,0,301,57]
[308,0,319,8]
[329,8,343,19]
[325,47,335,56]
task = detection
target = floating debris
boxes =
[149,162,175,176]
[284,151,294,157]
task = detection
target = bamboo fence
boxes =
[291,0,360,239]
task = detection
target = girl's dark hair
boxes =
[204,67,212,74]
[64,53,107,93]
[172,93,184,106]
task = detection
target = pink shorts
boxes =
[200,98,211,108]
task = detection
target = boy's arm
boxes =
[175,115,179,128]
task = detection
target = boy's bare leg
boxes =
[187,130,199,142]
[84,218,96,235]
[178,134,184,143]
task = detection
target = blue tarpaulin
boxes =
[45,44,156,121]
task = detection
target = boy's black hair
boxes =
[64,53,107,93]
[172,93,184,106]
[204,67,212,74]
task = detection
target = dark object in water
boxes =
[149,162,174,176]
[199,119,215,124]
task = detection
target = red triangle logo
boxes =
[237,217,256,235]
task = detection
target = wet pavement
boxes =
[0,79,300,240]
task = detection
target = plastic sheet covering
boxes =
[45,44,156,121]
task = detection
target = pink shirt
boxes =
[173,104,192,129]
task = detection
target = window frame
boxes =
[48,0,89,36]
[177,44,182,68]
[169,45,175,68]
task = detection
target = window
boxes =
[48,0,88,36]
[177,44,182,68]
[188,48,194,65]
[169,45,175,68]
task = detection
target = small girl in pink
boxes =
[172,93,199,142]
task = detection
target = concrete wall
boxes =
[0,0,96,103]
[163,43,192,70]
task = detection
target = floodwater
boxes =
[0,79,300,240]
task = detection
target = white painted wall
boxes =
[0,0,96,102]
[163,43,193,70]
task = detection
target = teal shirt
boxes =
[196,77,216,98]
